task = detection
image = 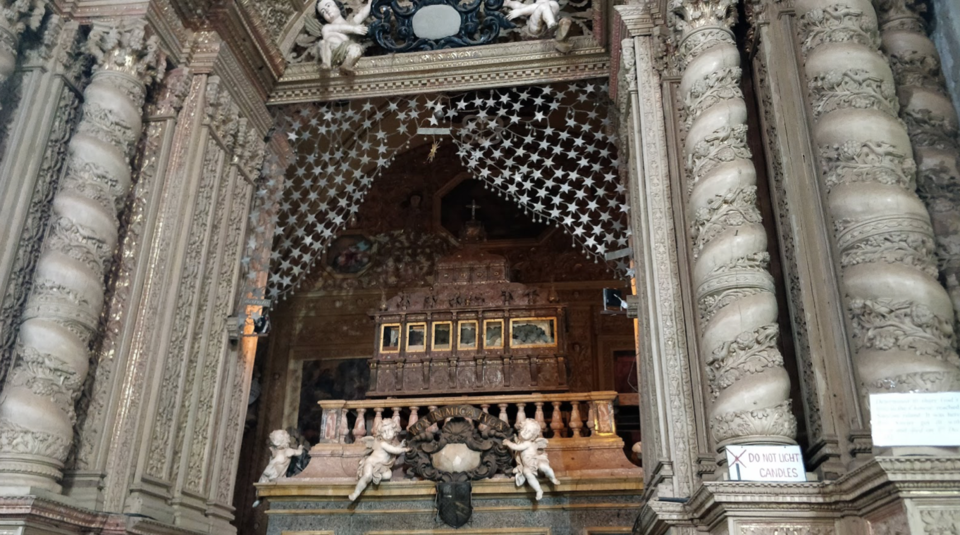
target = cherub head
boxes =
[516,419,543,441]
[376,419,402,441]
[268,429,293,448]
[317,0,344,23]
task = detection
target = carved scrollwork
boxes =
[682,66,743,129]
[797,4,879,54]
[848,298,959,365]
[0,418,71,460]
[819,140,916,192]
[405,416,513,482]
[690,185,762,258]
[710,399,797,444]
[705,324,784,398]
[808,69,898,120]
[686,124,751,188]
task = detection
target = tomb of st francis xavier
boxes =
[1,0,960,534]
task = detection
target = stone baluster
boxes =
[353,408,367,439]
[337,407,350,442]
[569,401,583,437]
[516,402,527,426]
[498,403,510,425]
[876,0,960,337]
[372,407,384,436]
[391,406,402,429]
[550,401,565,438]
[587,401,597,436]
[795,0,960,396]
[407,406,419,431]
[534,402,546,432]
[671,0,797,447]
[0,20,163,492]
[0,0,44,105]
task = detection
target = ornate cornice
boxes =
[269,37,610,104]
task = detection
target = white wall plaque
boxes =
[870,392,960,447]
[725,445,805,482]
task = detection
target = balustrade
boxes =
[318,391,621,445]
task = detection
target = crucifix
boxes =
[467,200,481,221]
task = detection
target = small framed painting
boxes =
[381,324,401,353]
[458,320,479,350]
[484,319,504,349]
[432,322,453,351]
[406,323,427,352]
[509,317,557,348]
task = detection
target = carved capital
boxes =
[84,19,165,85]
[152,66,193,116]
[711,400,797,445]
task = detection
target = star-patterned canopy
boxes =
[262,80,631,299]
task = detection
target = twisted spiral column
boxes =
[671,0,797,447]
[795,0,960,396]
[876,0,960,336]
[0,20,162,491]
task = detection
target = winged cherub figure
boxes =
[503,419,560,500]
[348,419,410,501]
[315,0,373,75]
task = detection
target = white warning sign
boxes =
[726,445,806,482]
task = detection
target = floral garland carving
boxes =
[819,140,916,192]
[848,298,959,365]
[705,324,784,398]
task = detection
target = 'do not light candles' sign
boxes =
[725,445,806,482]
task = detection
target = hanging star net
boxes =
[266,80,630,300]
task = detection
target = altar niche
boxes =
[368,227,569,396]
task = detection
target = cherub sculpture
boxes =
[348,419,410,501]
[503,0,574,53]
[308,0,373,75]
[503,419,560,500]
[258,430,305,483]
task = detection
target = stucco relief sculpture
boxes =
[504,0,573,53]
[349,419,409,501]
[312,0,373,75]
[504,419,559,500]
[258,430,305,483]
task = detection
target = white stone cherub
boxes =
[503,0,573,53]
[258,430,305,483]
[348,419,410,501]
[503,419,560,500]
[316,0,373,75]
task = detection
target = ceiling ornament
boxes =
[286,0,596,65]
[263,80,630,300]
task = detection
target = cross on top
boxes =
[467,200,481,221]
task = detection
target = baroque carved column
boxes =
[670,0,797,448]
[0,20,162,491]
[876,0,960,335]
[0,0,44,102]
[795,0,960,396]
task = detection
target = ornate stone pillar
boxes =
[670,0,797,447]
[795,0,960,396]
[0,0,44,101]
[876,0,960,335]
[0,20,162,491]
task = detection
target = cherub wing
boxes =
[302,15,324,38]
[535,437,548,449]
[360,436,376,451]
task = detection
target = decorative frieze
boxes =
[671,0,797,447]
[0,18,163,491]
